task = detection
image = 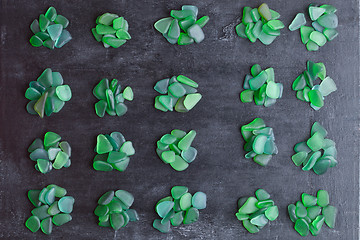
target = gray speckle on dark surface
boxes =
[0,0,359,239]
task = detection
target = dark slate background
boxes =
[0,0,358,239]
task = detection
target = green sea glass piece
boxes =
[26,215,41,232]
[289,13,306,31]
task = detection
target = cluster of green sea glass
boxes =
[28,132,71,174]
[92,13,131,48]
[241,118,278,167]
[289,4,338,51]
[154,75,202,112]
[93,132,135,172]
[236,189,279,233]
[156,129,197,171]
[30,6,72,49]
[93,78,133,117]
[240,64,283,107]
[94,190,139,230]
[236,3,284,45]
[26,185,74,235]
[292,122,337,175]
[154,5,209,45]
[153,186,207,233]
[292,61,337,110]
[26,68,72,118]
[288,190,337,236]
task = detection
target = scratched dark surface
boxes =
[0,0,358,239]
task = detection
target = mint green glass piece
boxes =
[311,122,328,137]
[170,212,184,226]
[32,205,50,220]
[183,93,202,110]
[262,24,280,36]
[177,75,198,88]
[30,148,49,161]
[52,214,72,226]
[93,159,113,171]
[295,219,309,236]
[238,197,258,215]
[265,81,280,99]
[167,19,180,39]
[252,21,263,39]
[40,217,53,235]
[320,4,337,14]
[122,86,133,101]
[255,189,270,201]
[178,130,196,151]
[47,24,63,41]
[317,190,329,207]
[156,201,174,218]
[119,141,135,156]
[252,134,267,154]
[256,199,274,208]
[309,6,326,21]
[37,159,50,173]
[236,23,247,38]
[107,151,127,164]
[113,17,128,31]
[45,6,57,21]
[181,147,197,163]
[288,204,298,222]
[154,96,168,112]
[289,13,306,31]
[319,76,337,97]
[51,72,63,87]
[309,31,327,47]
[308,89,324,108]
[312,21,324,32]
[258,3,271,21]
[254,154,272,166]
[302,151,321,171]
[240,90,254,103]
[153,219,171,233]
[154,78,169,94]
[161,151,175,163]
[245,23,256,42]
[300,26,315,44]
[250,214,268,227]
[317,13,338,28]
[96,134,113,154]
[115,190,134,208]
[265,206,279,221]
[98,191,114,206]
[170,155,189,171]
[160,134,177,145]
[26,215,41,232]
[179,193,192,211]
[313,157,331,175]
[95,100,107,117]
[55,15,69,28]
[251,64,262,77]
[312,215,325,231]
[169,82,186,98]
[171,129,187,139]
[96,24,116,34]
[243,219,259,233]
[249,71,267,90]
[307,132,325,152]
[55,85,72,102]
[292,151,308,166]
[295,201,307,218]
[323,205,337,228]
[306,40,319,51]
[37,68,53,88]
[306,205,321,220]
[196,16,210,28]
[44,187,56,205]
[170,9,195,19]
[171,186,188,200]
[48,201,60,216]
[25,87,41,100]
[242,118,266,132]
[267,20,284,30]
[192,192,206,209]
[178,32,194,45]
[116,29,131,40]
[98,13,119,26]
[109,213,124,230]
[183,207,199,224]
[235,212,249,221]
[55,30,72,48]
[44,132,61,148]
[323,28,338,41]
[250,9,260,22]
[187,24,205,43]
[301,193,317,207]
[242,7,253,24]
[179,16,196,31]
[159,95,174,111]
[58,196,74,214]
[154,17,173,34]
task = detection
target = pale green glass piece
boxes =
[183,93,202,110]
[300,26,315,44]
[40,217,53,235]
[120,141,135,156]
[52,214,72,226]
[236,23,247,38]
[181,147,197,163]
[267,20,284,30]
[292,151,308,166]
[302,151,321,171]
[258,3,271,21]
[55,15,69,28]
[301,193,317,207]
[196,16,210,28]
[178,130,196,151]
[55,85,72,101]
[317,190,329,207]
[238,197,258,215]
[55,30,72,48]
[309,6,326,21]
[249,70,267,90]
[323,28,338,41]
[168,19,180,39]
[123,86,134,101]
[116,29,131,40]
[53,151,69,169]
[323,205,337,228]
[317,13,338,28]
[170,155,189,171]
[309,31,327,47]
[289,13,306,31]
[113,17,128,31]
[319,76,337,97]
[187,24,205,43]
[47,24,63,41]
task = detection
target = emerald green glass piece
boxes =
[52,213,72,226]
[192,192,206,210]
[255,189,270,201]
[311,122,328,137]
[92,28,102,42]
[258,3,271,21]
[295,201,307,218]
[181,147,197,163]
[178,33,194,45]
[245,22,256,42]
[108,198,123,213]
[235,212,249,221]
[288,204,298,223]
[242,7,253,24]
[58,196,74,214]
[168,19,180,39]
[30,148,49,161]
[289,13,306,31]
[107,151,127,164]
[154,17,173,34]
[313,157,331,175]
[183,93,202,110]
[170,9,195,19]
[43,38,55,49]
[169,82,186,98]
[55,30,72,48]
[96,134,113,154]
[308,89,324,108]
[267,20,284,30]
[309,31,327,47]
[45,6,57,21]
[98,191,114,206]
[126,209,139,222]
[238,197,258,215]
[53,151,69,169]
[55,15,69,28]
[302,151,321,171]
[307,131,325,152]
[323,28,338,41]
[44,132,61,148]
[153,219,171,233]
[96,24,116,35]
[317,190,329,207]
[37,68,53,88]
[317,13,338,28]
[119,141,135,156]
[323,205,337,228]
[95,100,107,117]
[251,64,262,77]
[156,201,174,218]
[25,87,41,101]
[320,4,337,14]
[55,85,72,101]
[47,24,63,41]
[240,90,254,103]
[292,74,306,91]
[256,199,274,208]
[157,141,169,151]
[35,32,50,42]
[178,130,196,151]
[309,6,326,21]
[183,207,199,224]
[249,71,267,90]
[170,155,189,171]
[26,215,41,232]
[301,193,317,207]
[242,118,266,132]
[93,78,109,100]
[196,16,210,28]
[300,26,314,44]
[319,76,337,97]
[39,14,50,32]
[30,81,46,93]
[177,75,198,88]
[171,186,188,200]
[32,205,50,220]
[93,160,113,171]
[28,190,41,207]
[243,219,259,233]
[30,19,40,34]
[238,197,248,209]
[187,24,205,43]
[292,151,308,166]
[40,217,53,235]
[295,219,309,236]
[103,36,126,48]
[236,23,247,38]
